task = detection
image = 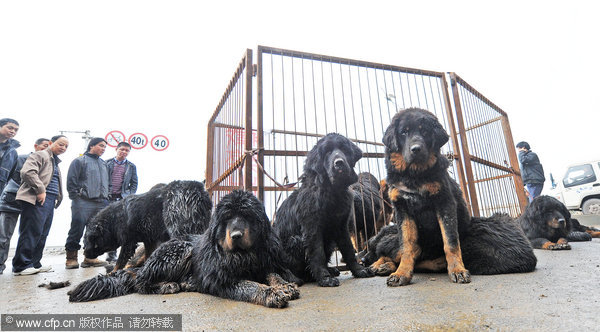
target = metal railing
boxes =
[206,47,527,249]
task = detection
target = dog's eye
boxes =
[400,128,409,136]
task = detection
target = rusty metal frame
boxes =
[449,72,528,216]
[206,46,526,223]
[206,49,253,205]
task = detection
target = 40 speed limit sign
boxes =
[151,135,169,151]
[128,133,148,150]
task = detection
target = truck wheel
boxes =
[582,198,600,215]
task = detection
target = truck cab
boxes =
[550,160,600,214]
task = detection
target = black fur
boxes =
[349,172,387,250]
[84,180,212,270]
[462,214,537,274]
[70,190,301,308]
[382,108,471,286]
[274,133,374,287]
[360,213,537,275]
[519,195,593,250]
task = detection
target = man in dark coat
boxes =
[516,141,545,202]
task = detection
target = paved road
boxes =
[1,238,599,331]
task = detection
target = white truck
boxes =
[549,160,600,215]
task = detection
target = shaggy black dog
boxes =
[360,213,537,275]
[84,180,212,270]
[69,190,301,308]
[349,172,389,250]
[519,195,596,250]
[273,133,374,287]
[382,108,471,286]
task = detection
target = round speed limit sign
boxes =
[128,133,148,150]
[151,135,169,151]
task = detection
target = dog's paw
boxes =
[275,282,300,300]
[448,269,471,284]
[352,267,375,278]
[327,267,340,277]
[264,287,290,308]
[159,282,181,294]
[317,276,340,287]
[369,262,395,276]
[386,272,411,287]
[547,243,571,250]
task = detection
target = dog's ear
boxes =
[383,117,399,151]
[350,142,363,165]
[304,142,327,184]
[558,198,571,222]
[432,119,450,150]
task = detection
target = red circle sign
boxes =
[128,133,148,150]
[151,135,169,151]
[105,130,126,148]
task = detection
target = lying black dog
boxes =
[69,190,301,308]
[274,133,374,287]
[359,213,537,276]
[84,180,212,270]
[519,195,597,249]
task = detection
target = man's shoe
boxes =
[13,267,40,276]
[37,266,53,273]
[66,250,80,269]
[81,257,108,268]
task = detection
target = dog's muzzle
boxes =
[334,158,348,173]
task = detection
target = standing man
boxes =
[12,135,68,275]
[104,141,138,262]
[65,137,109,269]
[0,138,50,274]
[516,141,545,203]
[0,118,20,195]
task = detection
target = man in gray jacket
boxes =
[0,138,50,274]
[65,137,110,269]
[12,136,68,275]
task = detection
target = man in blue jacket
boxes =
[104,141,138,262]
[516,141,545,203]
[0,118,20,195]
[0,138,50,274]
[65,137,110,269]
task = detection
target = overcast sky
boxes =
[1,0,598,246]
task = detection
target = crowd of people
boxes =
[0,118,138,276]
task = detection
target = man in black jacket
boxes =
[65,137,110,269]
[516,141,545,203]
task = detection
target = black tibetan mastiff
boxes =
[274,133,374,287]
[382,107,471,286]
[69,190,301,308]
[361,213,537,276]
[84,180,212,270]
[349,172,389,250]
[519,195,598,250]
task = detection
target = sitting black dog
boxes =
[273,133,374,287]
